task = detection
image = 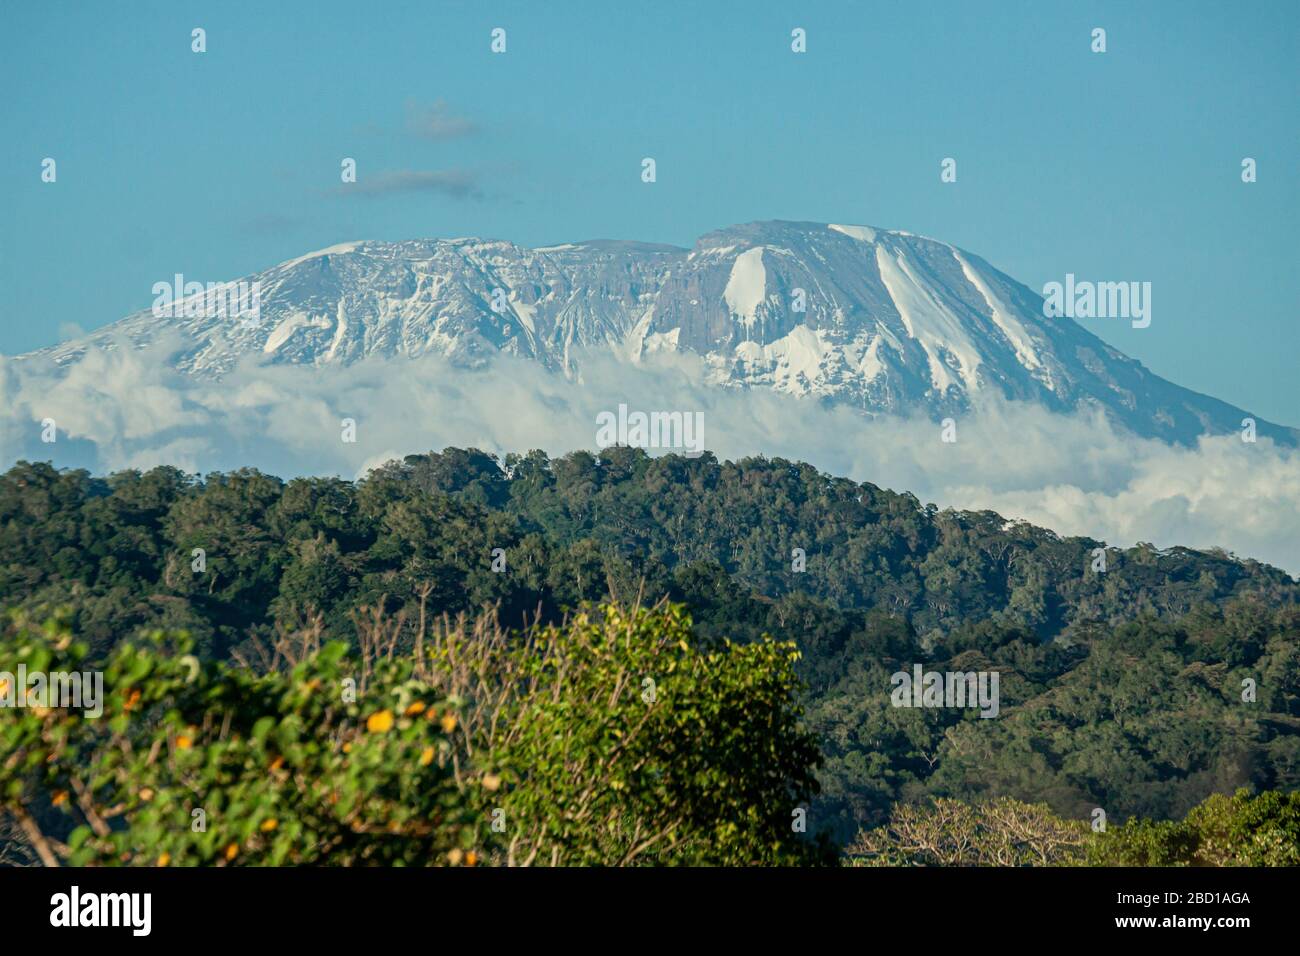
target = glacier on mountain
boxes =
[22,220,1294,447]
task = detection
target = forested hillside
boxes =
[2,448,1298,846]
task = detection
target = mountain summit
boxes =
[31,220,1293,446]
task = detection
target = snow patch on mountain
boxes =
[723,247,768,326]
[510,293,537,335]
[326,301,348,362]
[828,223,878,243]
[264,312,331,353]
[276,241,368,270]
[856,335,887,383]
[953,250,1045,376]
[875,243,982,393]
[734,325,833,395]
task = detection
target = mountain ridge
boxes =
[23,220,1296,447]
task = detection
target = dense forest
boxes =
[2,448,1299,860]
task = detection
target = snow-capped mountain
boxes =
[29,220,1294,446]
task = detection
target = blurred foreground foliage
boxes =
[1,602,830,866]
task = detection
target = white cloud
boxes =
[2,340,1298,575]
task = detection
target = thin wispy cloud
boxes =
[405,99,478,140]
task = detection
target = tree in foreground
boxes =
[414,601,830,865]
[1,601,830,866]
[845,797,1089,866]
[1088,788,1300,866]
[847,789,1300,866]
[1,613,487,866]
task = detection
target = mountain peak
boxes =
[25,222,1295,447]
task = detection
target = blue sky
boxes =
[2,0,1296,422]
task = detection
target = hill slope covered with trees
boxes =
[2,448,1298,851]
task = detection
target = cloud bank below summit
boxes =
[3,338,1299,575]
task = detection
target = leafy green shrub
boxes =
[1090,788,1300,866]
[1,613,492,866]
[418,602,829,865]
[2,601,829,866]
[848,789,1300,867]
